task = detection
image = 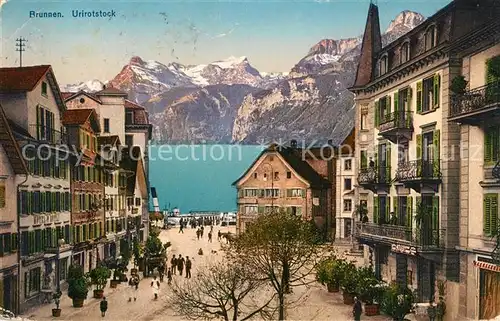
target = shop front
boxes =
[475,258,500,319]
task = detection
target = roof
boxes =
[0,103,29,175]
[63,90,102,103]
[0,65,66,112]
[232,144,331,189]
[62,109,100,132]
[120,146,144,195]
[98,135,121,147]
[95,86,127,97]
[0,65,51,92]
[125,100,145,110]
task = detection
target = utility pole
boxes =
[15,37,27,67]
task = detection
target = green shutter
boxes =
[416,134,423,176]
[36,105,40,139]
[416,81,423,114]
[407,87,413,108]
[433,73,441,109]
[407,196,413,229]
[484,196,492,235]
[416,196,422,227]
[374,152,378,170]
[302,189,306,198]
[386,197,391,225]
[393,196,399,216]
[386,144,391,181]
[394,91,399,115]
[485,128,494,164]
[492,195,499,236]
[52,192,56,212]
[374,196,379,224]
[375,100,380,127]
[432,196,439,230]
[386,95,392,118]
[433,130,441,177]
[361,151,367,169]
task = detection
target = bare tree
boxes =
[225,210,321,320]
[167,261,275,321]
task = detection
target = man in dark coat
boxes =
[171,254,177,275]
[185,256,192,279]
[100,297,108,317]
[353,296,362,321]
[177,254,185,276]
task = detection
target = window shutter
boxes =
[386,144,391,181]
[407,87,413,108]
[0,185,5,208]
[386,95,392,117]
[28,192,33,215]
[375,100,380,127]
[432,196,439,231]
[433,73,441,109]
[485,129,493,164]
[373,196,379,224]
[393,196,398,217]
[36,105,41,139]
[394,91,399,119]
[484,196,492,235]
[416,81,423,113]
[492,195,499,236]
[416,196,422,228]
[416,134,422,160]
[433,130,441,176]
[385,197,391,224]
[361,150,367,169]
[12,233,18,252]
[407,196,413,229]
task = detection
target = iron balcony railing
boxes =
[357,166,391,185]
[379,110,413,132]
[450,81,500,117]
[355,221,445,249]
[395,160,441,182]
[493,160,500,180]
[29,124,68,145]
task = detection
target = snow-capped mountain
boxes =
[386,10,425,34]
[64,79,106,92]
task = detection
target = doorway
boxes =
[480,269,500,319]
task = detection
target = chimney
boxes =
[353,3,382,87]
[290,140,297,148]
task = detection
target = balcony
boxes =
[449,81,500,125]
[354,222,445,253]
[357,166,391,193]
[378,110,413,143]
[494,161,500,180]
[395,160,441,193]
[29,124,68,145]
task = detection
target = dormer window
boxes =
[400,41,410,64]
[378,54,389,76]
[41,81,48,96]
[425,25,437,51]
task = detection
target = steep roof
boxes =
[95,86,127,97]
[0,104,29,175]
[352,3,382,88]
[62,90,102,103]
[232,144,331,189]
[98,135,121,147]
[125,100,145,109]
[62,109,100,132]
[0,65,66,112]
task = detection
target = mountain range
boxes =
[63,10,425,145]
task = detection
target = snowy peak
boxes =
[385,10,425,34]
[307,38,360,57]
[211,56,249,69]
[64,79,106,92]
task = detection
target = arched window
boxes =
[378,54,389,76]
[425,25,437,51]
[400,41,410,64]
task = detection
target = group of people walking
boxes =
[170,254,193,279]
[196,225,215,242]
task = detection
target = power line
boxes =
[15,37,28,67]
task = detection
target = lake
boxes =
[148,144,264,213]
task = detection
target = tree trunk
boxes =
[278,293,285,321]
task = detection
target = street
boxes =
[22,226,390,321]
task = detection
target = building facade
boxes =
[447,8,500,320]
[336,150,356,240]
[233,142,333,235]
[0,104,29,314]
[0,66,73,312]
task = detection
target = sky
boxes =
[0,0,450,85]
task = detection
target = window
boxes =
[253,173,258,179]
[344,159,352,171]
[286,189,304,198]
[245,206,258,214]
[286,171,291,179]
[286,206,302,216]
[103,119,110,133]
[398,143,409,164]
[126,112,134,124]
[484,126,500,165]
[274,172,279,180]
[375,96,391,126]
[264,189,279,198]
[0,182,5,208]
[41,82,48,96]
[360,112,368,130]
[244,189,259,197]
[125,135,134,147]
[79,98,85,104]
[422,77,434,112]
[400,42,410,64]
[484,194,498,236]
[28,267,41,295]
[378,54,388,76]
[344,178,352,190]
[425,25,436,51]
[135,197,141,206]
[343,199,352,212]
[36,106,54,141]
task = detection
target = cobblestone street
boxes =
[22,226,390,321]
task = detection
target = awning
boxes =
[473,260,500,272]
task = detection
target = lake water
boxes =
[148,144,264,213]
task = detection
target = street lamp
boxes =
[56,238,65,294]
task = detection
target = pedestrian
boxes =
[208,231,212,243]
[210,225,213,233]
[158,263,165,282]
[128,276,137,302]
[171,254,177,275]
[185,256,192,279]
[218,230,221,241]
[200,226,204,238]
[151,276,160,300]
[177,254,185,276]
[179,222,184,233]
[100,297,108,317]
[196,228,200,240]
[167,267,172,285]
[353,296,362,321]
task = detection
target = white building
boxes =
[336,153,356,240]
